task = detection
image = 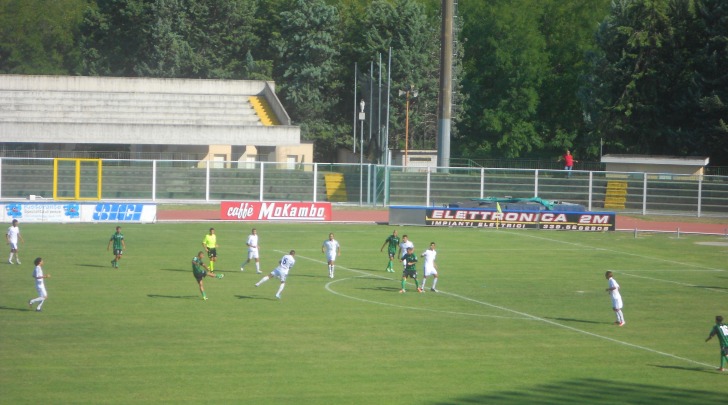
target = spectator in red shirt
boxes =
[560,149,578,176]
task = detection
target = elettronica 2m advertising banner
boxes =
[220,201,332,221]
[425,207,615,231]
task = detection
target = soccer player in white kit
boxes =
[28,257,50,312]
[255,250,295,299]
[322,233,340,278]
[6,219,24,264]
[398,235,414,270]
[241,228,261,273]
[420,242,440,292]
[605,271,625,326]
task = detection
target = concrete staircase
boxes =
[0,89,263,126]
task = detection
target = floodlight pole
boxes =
[359,100,365,205]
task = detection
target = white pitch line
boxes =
[621,272,728,294]
[282,250,714,369]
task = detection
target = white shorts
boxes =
[248,248,259,260]
[326,252,336,262]
[611,297,623,309]
[35,283,47,297]
[423,265,438,278]
[9,242,18,251]
[272,267,289,282]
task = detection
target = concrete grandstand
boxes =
[0,74,311,167]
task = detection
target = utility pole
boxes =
[437,0,453,172]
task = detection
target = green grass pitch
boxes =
[1,222,727,404]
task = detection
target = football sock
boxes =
[432,278,438,289]
[30,297,45,309]
[276,284,285,296]
[401,279,406,290]
[414,279,420,288]
[201,291,206,298]
[8,253,13,262]
[421,279,427,289]
[388,260,392,270]
[255,262,260,272]
[210,261,214,271]
[256,276,270,286]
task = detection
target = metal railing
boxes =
[0,157,726,217]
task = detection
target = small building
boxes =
[391,149,438,170]
[600,154,710,176]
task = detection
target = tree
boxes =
[584,0,728,164]
[458,0,548,158]
[693,0,728,165]
[273,0,342,162]
[79,0,261,79]
[342,0,440,157]
[537,0,611,158]
[0,0,87,74]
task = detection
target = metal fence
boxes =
[1,157,726,217]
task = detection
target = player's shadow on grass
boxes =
[234,294,271,300]
[77,264,108,268]
[694,285,728,290]
[0,305,33,312]
[236,295,280,301]
[650,364,714,374]
[545,317,601,324]
[438,377,726,404]
[147,294,199,300]
[160,268,188,273]
[357,286,401,292]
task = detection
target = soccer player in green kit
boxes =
[192,251,223,301]
[380,229,400,272]
[107,226,125,268]
[400,246,422,293]
[705,315,728,371]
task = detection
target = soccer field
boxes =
[1,222,727,404]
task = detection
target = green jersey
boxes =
[710,323,728,348]
[110,232,124,250]
[385,235,400,253]
[192,256,206,275]
[402,253,417,272]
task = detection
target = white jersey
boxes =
[272,254,295,282]
[7,225,20,244]
[246,234,259,251]
[399,241,414,258]
[422,249,437,274]
[322,239,341,256]
[277,254,295,272]
[33,265,45,288]
[608,277,623,307]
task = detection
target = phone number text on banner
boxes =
[220,201,332,222]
